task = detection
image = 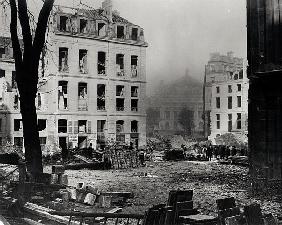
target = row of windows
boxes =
[58,15,141,41]
[12,119,139,134]
[215,96,242,109]
[216,84,242,94]
[59,48,139,78]
[216,113,242,130]
[58,81,140,112]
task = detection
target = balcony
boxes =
[116,107,124,112]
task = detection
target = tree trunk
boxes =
[9,0,54,177]
[20,90,42,176]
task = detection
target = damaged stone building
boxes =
[203,52,248,141]
[0,0,148,151]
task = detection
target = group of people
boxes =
[202,144,247,161]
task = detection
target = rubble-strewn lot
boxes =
[53,161,282,217]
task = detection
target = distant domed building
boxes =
[147,72,204,137]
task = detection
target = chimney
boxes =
[102,0,113,23]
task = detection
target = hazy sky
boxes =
[1,0,247,94]
[59,0,247,94]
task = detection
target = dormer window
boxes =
[117,25,125,39]
[80,19,88,33]
[59,16,68,31]
[131,27,138,41]
[98,22,106,36]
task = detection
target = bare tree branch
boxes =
[33,0,54,64]
[9,0,22,70]
[17,0,32,60]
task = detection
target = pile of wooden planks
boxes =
[104,148,140,169]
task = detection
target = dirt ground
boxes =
[46,161,282,217]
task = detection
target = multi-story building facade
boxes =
[209,70,248,140]
[0,0,148,152]
[203,52,244,138]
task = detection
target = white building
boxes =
[209,69,248,141]
[0,0,148,152]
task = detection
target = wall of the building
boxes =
[209,72,248,140]
[204,52,244,138]
[0,7,147,150]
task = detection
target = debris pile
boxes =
[104,145,141,169]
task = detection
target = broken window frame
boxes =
[14,137,23,147]
[12,71,17,89]
[58,119,68,133]
[98,51,106,75]
[228,114,232,132]
[79,49,88,74]
[237,84,242,92]
[80,18,88,33]
[97,120,106,133]
[14,119,23,131]
[14,94,19,110]
[239,70,243,79]
[131,55,138,77]
[97,22,106,36]
[116,85,125,97]
[228,85,232,93]
[78,120,87,133]
[116,120,124,133]
[59,15,68,32]
[36,93,42,110]
[59,47,69,72]
[228,96,232,109]
[216,114,220,129]
[131,27,138,41]
[39,137,47,146]
[58,81,68,110]
[0,47,5,58]
[216,97,220,109]
[116,98,125,112]
[97,84,106,111]
[0,69,5,78]
[131,120,138,133]
[237,96,242,108]
[78,82,88,111]
[131,86,138,97]
[131,99,138,112]
[116,54,125,76]
[116,25,125,39]
[38,119,47,132]
[237,113,242,129]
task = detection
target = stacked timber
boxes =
[104,146,140,169]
